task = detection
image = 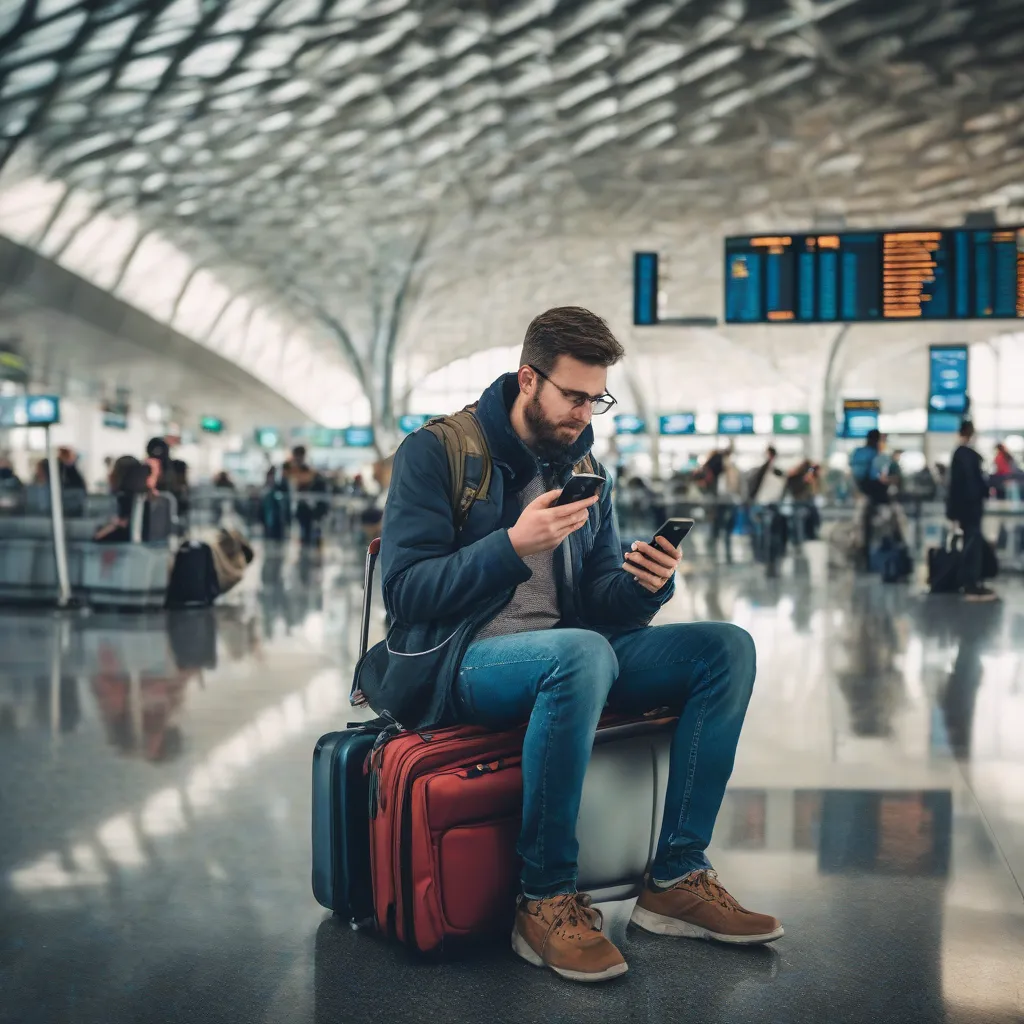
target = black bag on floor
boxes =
[981,537,999,581]
[878,539,913,583]
[166,541,219,608]
[928,535,962,594]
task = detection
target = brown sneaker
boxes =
[511,892,628,983]
[631,871,784,945]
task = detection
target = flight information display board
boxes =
[724,228,1024,323]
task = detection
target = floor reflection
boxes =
[0,542,1021,1023]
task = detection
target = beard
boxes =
[523,391,581,463]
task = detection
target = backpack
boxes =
[423,405,599,531]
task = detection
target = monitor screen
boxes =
[659,413,695,435]
[842,399,880,438]
[927,411,962,433]
[928,345,968,414]
[633,252,659,325]
[398,414,431,434]
[344,426,375,448]
[255,427,281,449]
[717,413,754,435]
[773,413,810,435]
[614,414,646,435]
[724,228,1024,323]
[0,394,60,427]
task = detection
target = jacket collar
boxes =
[475,373,594,486]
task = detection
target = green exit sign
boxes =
[200,416,224,433]
[773,413,810,435]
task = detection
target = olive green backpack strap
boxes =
[423,405,492,532]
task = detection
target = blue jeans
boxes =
[454,623,756,898]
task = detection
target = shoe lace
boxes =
[541,892,603,951]
[688,870,746,913]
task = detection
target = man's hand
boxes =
[623,535,681,593]
[508,489,599,558]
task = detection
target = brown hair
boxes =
[520,306,624,375]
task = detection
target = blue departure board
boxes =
[725,228,1024,323]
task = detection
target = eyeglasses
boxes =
[528,365,617,415]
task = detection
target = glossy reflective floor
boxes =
[2,542,1023,1023]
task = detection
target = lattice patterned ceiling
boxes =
[0,0,1022,424]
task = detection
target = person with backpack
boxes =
[360,306,781,984]
[849,429,892,567]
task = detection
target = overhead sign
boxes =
[614,414,646,435]
[200,416,225,433]
[928,345,968,414]
[255,427,281,449]
[842,399,880,438]
[773,413,811,435]
[659,413,696,436]
[725,227,1024,323]
[927,411,962,433]
[398,414,432,434]
[0,394,60,427]
[717,413,755,435]
[633,252,659,325]
[344,426,375,448]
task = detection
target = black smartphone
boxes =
[650,518,694,550]
[554,473,605,507]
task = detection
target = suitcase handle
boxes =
[359,539,381,660]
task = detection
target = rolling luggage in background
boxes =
[165,540,219,608]
[928,534,962,594]
[311,540,388,924]
[873,538,913,583]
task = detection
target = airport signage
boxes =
[841,399,880,438]
[659,414,696,436]
[200,416,225,433]
[255,427,281,449]
[717,413,755,435]
[773,413,811,435]
[0,394,60,427]
[633,252,659,325]
[343,426,375,448]
[398,414,432,434]
[614,414,647,435]
[928,345,968,414]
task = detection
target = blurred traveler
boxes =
[948,420,997,602]
[213,470,236,491]
[94,456,150,542]
[748,446,784,503]
[994,442,1015,478]
[0,455,21,486]
[849,429,891,564]
[285,445,328,547]
[711,449,745,564]
[364,305,779,982]
[57,447,87,491]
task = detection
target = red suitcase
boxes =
[368,712,675,953]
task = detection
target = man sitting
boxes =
[367,306,782,983]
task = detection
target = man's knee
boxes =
[541,629,618,702]
[703,622,756,700]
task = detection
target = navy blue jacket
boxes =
[356,373,674,729]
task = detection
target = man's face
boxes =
[520,355,608,458]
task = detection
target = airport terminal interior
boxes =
[1,0,1024,1020]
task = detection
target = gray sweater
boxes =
[474,474,561,641]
